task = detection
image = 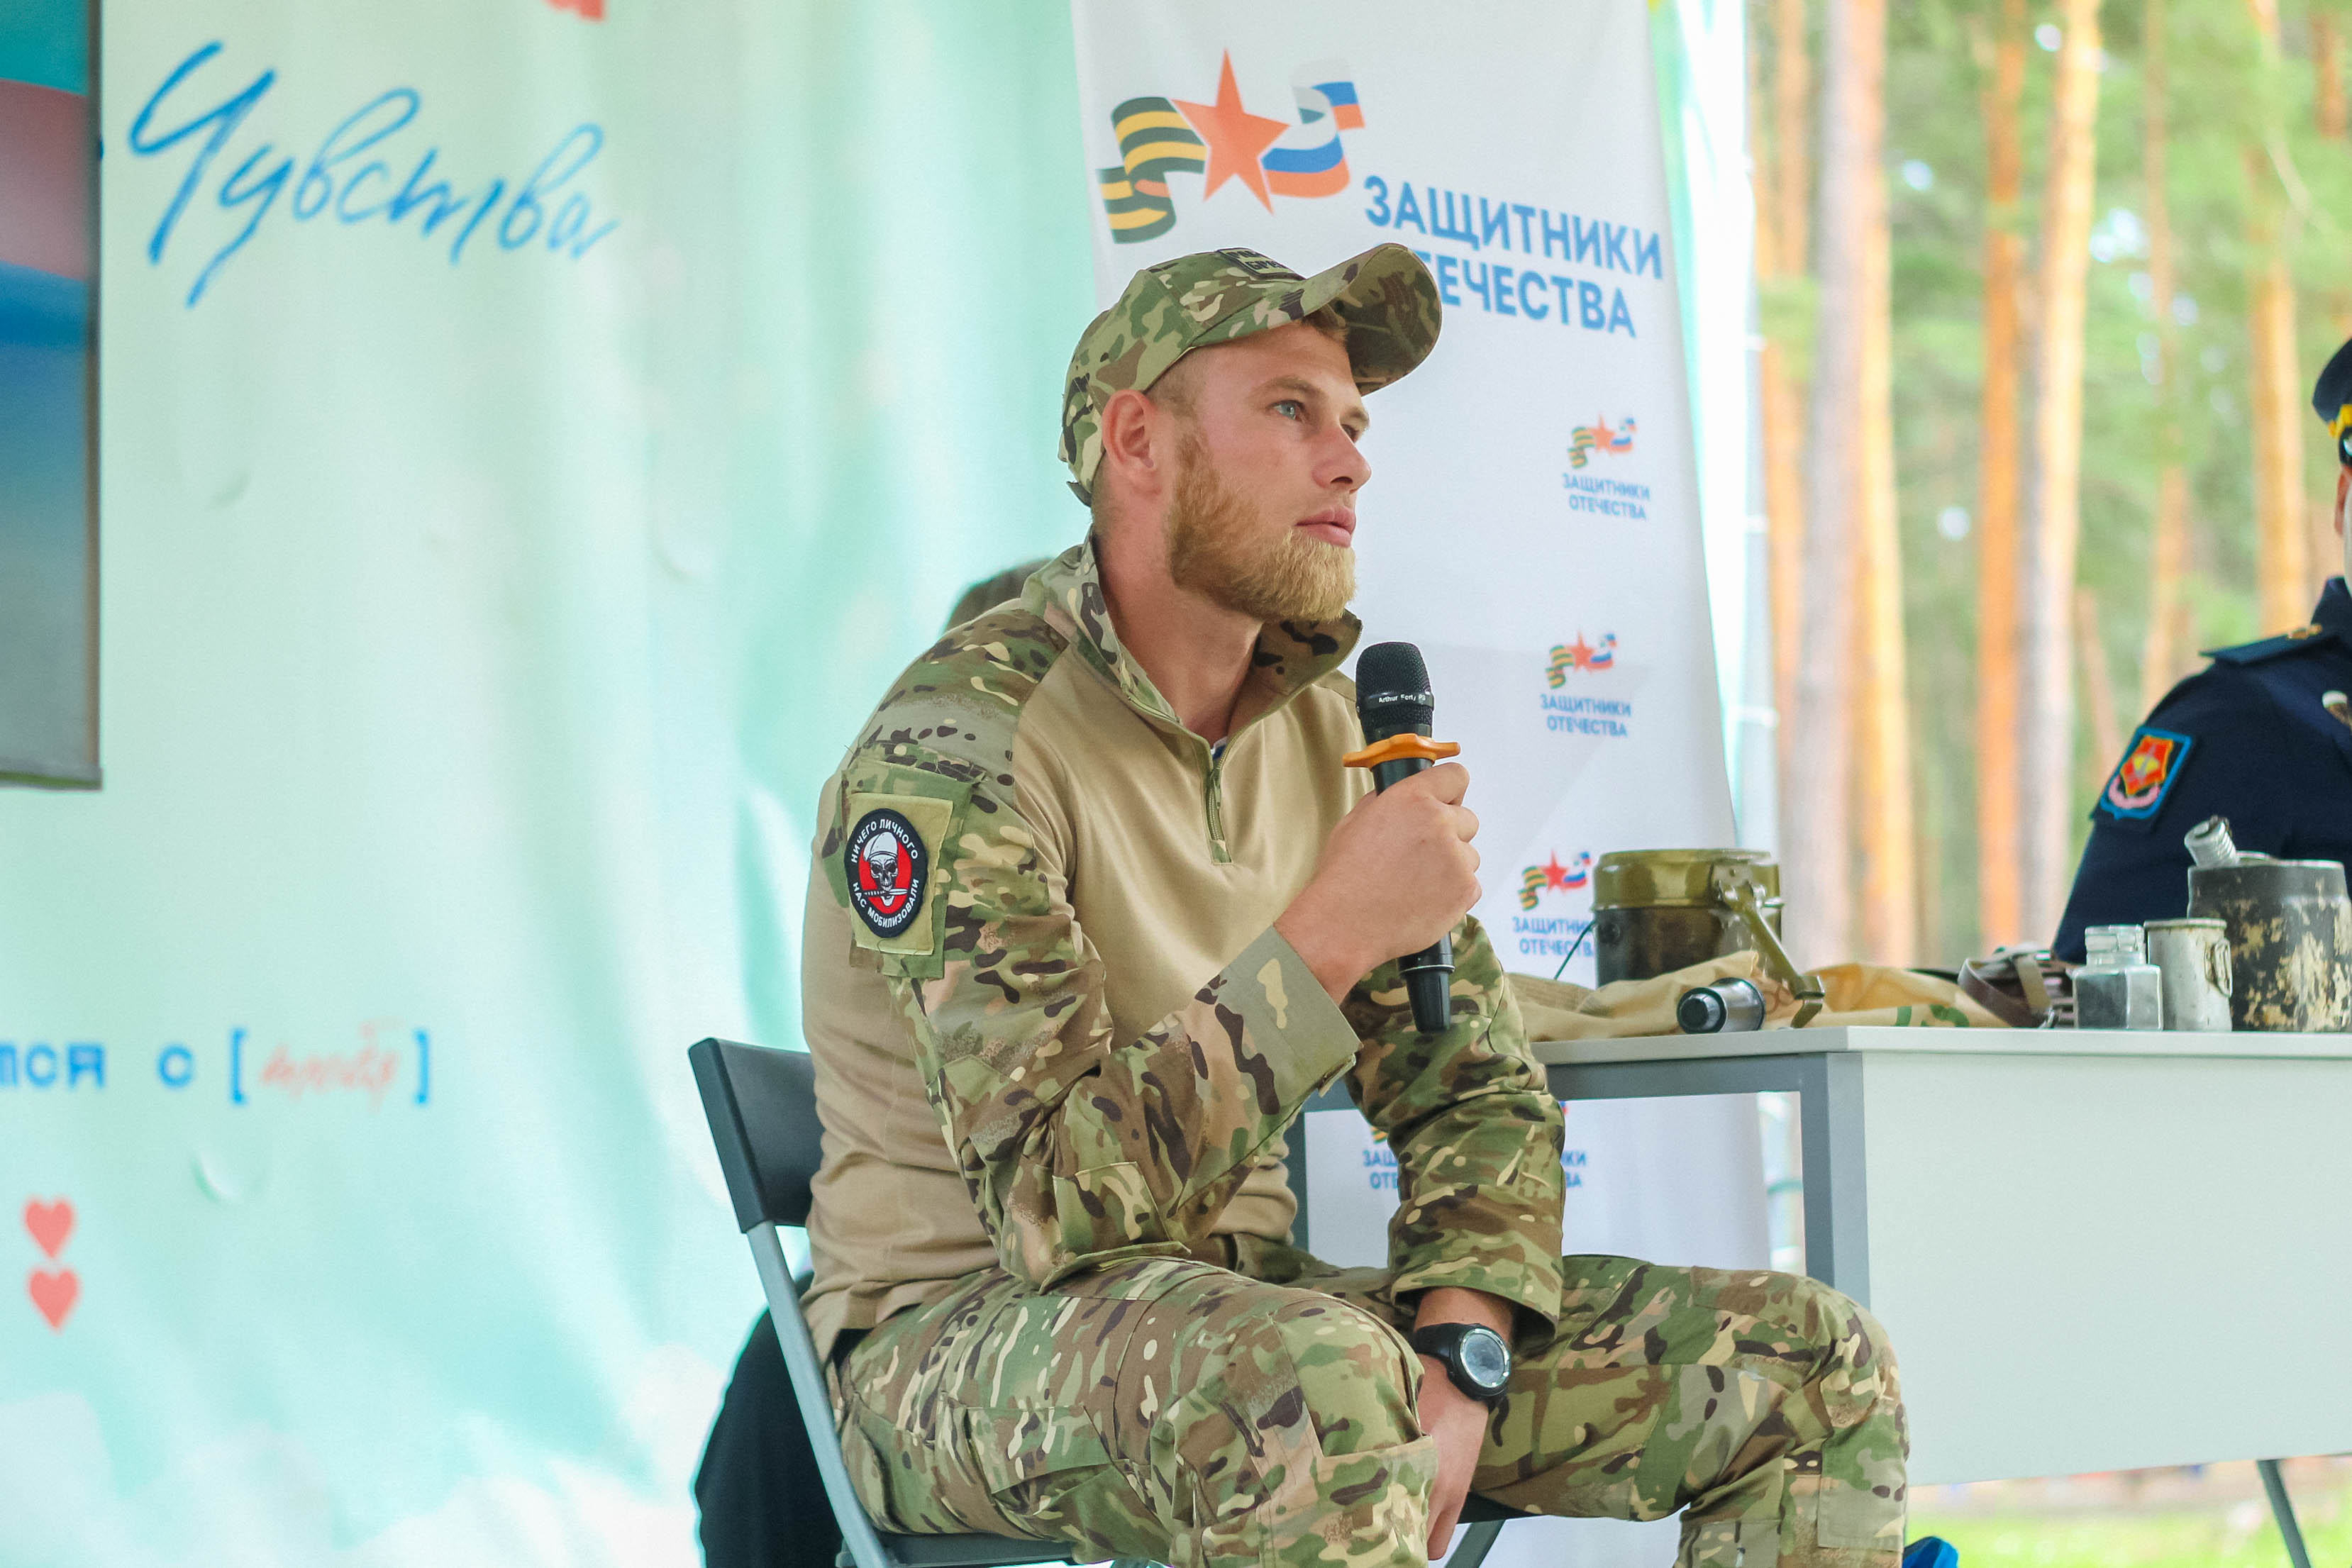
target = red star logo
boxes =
[1542,854,1572,891]
[1175,52,1289,211]
[1563,633,1596,671]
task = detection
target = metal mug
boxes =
[2185,857,2352,1031]
[2143,918,2234,1033]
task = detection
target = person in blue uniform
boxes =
[2053,335,2352,961]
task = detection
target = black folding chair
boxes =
[689,1035,1525,1568]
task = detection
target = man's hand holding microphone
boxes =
[1276,760,1480,1007]
[1278,642,1480,1022]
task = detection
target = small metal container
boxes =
[2075,924,2163,1030]
[2144,918,2234,1032]
[2186,857,2352,1032]
[1591,850,1782,983]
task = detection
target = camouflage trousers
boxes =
[831,1240,1907,1568]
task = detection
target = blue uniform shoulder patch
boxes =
[2097,725,2195,824]
[2203,623,2336,665]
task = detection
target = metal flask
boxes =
[2185,857,2352,1032]
[1592,850,1826,1025]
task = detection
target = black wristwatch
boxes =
[1409,1323,1512,1403]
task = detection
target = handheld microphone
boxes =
[1348,641,1463,1035]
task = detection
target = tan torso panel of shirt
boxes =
[803,649,1369,1347]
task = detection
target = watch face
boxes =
[1460,1327,1511,1392]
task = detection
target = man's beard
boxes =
[1163,433,1355,623]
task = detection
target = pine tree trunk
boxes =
[1775,0,1812,272]
[2317,10,2347,140]
[1760,0,1810,784]
[2139,0,2193,715]
[1787,0,1884,966]
[1763,352,1805,765]
[1975,0,2029,950]
[2021,0,2103,940]
[2246,0,2309,630]
[2249,214,2309,631]
[1856,172,1916,964]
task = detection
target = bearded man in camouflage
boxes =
[799,244,1909,1568]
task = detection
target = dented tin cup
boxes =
[2144,918,2234,1033]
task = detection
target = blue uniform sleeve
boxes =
[2052,666,2310,961]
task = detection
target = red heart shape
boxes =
[23,1199,72,1260]
[28,1268,77,1330]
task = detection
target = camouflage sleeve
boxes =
[1341,916,1566,1330]
[856,757,1365,1293]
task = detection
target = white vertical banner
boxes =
[1072,12,1765,1555]
[1304,1097,1768,1275]
[1070,0,1735,984]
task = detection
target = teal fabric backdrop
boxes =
[1,3,1092,1561]
[0,3,1737,1562]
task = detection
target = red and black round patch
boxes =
[846,807,929,938]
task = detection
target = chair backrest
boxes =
[689,1037,826,1233]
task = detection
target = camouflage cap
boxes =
[1059,243,1442,504]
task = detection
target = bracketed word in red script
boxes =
[257,1042,401,1108]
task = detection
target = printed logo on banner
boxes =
[1568,416,1635,468]
[1544,633,1616,686]
[1563,408,1649,518]
[1518,851,1592,910]
[1538,640,1633,739]
[1511,850,1593,969]
[1096,52,1363,241]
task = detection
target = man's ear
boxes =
[2337,467,2348,540]
[1098,387,1168,506]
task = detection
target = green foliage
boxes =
[1832,0,2352,958]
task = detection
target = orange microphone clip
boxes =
[1341,734,1461,769]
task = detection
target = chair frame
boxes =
[690,1035,1517,1568]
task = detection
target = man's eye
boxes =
[1274,399,1304,420]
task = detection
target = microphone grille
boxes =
[1355,640,1434,739]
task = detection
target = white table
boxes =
[1528,1026,2352,1496]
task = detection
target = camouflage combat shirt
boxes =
[800,541,1568,1357]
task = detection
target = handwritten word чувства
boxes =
[128,40,619,307]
